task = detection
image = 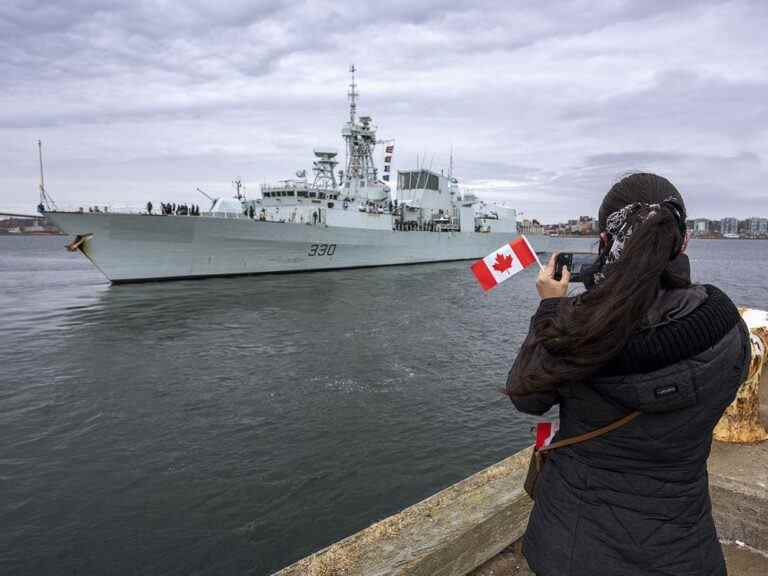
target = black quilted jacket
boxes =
[507,284,750,576]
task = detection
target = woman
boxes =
[507,173,750,576]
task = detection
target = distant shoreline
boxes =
[1,231,765,240]
[546,234,767,240]
[0,231,65,237]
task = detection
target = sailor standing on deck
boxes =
[506,173,750,576]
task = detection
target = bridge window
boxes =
[398,170,439,191]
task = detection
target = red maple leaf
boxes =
[492,252,514,273]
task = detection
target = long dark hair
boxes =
[526,173,690,390]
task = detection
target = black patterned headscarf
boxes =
[591,174,688,286]
[593,198,686,285]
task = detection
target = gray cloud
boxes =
[1,0,767,220]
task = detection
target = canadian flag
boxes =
[535,420,560,449]
[471,235,539,291]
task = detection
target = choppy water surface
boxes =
[1,236,766,574]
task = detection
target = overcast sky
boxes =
[2,0,767,221]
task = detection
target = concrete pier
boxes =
[273,308,768,576]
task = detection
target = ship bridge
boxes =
[396,169,455,221]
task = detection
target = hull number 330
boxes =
[308,243,336,256]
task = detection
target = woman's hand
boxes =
[536,253,570,300]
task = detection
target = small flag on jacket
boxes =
[471,235,539,291]
[535,421,559,449]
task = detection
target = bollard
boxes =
[713,309,768,443]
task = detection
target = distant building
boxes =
[541,215,598,236]
[721,217,739,237]
[738,219,751,235]
[693,219,710,236]
[518,218,544,235]
[747,217,768,237]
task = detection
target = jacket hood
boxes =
[643,283,707,328]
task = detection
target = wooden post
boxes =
[713,309,768,443]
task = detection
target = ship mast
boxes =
[38,140,45,198]
[37,140,56,212]
[348,64,357,125]
[344,65,362,187]
[233,178,245,200]
[341,65,383,202]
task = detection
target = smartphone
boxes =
[554,253,572,281]
[554,252,598,283]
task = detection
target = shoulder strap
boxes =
[539,411,641,454]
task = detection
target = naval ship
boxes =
[45,67,560,284]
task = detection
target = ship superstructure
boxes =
[44,67,563,284]
[236,66,515,236]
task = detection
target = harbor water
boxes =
[1,236,766,575]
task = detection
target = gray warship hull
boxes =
[48,212,568,283]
